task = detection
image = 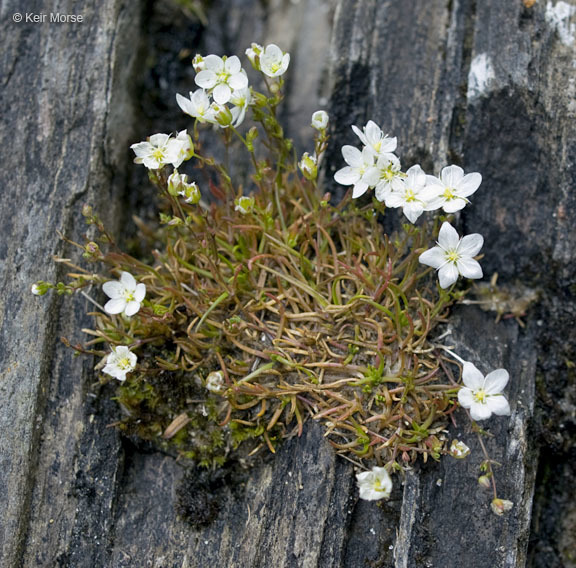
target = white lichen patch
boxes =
[467,53,495,100]
[545,1,576,46]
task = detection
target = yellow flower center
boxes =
[405,188,416,202]
[446,250,460,263]
[443,187,456,200]
[373,478,386,492]
[152,148,165,160]
[473,389,487,404]
[117,356,132,370]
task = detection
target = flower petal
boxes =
[334,167,359,186]
[441,165,464,187]
[456,257,483,280]
[484,369,509,394]
[195,69,216,89]
[442,198,467,213]
[487,394,511,415]
[124,301,141,317]
[341,145,363,167]
[457,387,474,408]
[104,298,126,314]
[470,402,493,421]
[419,246,446,269]
[102,281,123,299]
[229,72,249,90]
[213,84,232,104]
[437,222,460,250]
[457,172,482,197]
[134,283,146,302]
[462,362,485,390]
[352,181,369,198]
[224,55,241,74]
[438,263,459,288]
[458,233,484,257]
[120,272,136,290]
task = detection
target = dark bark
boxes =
[1,0,574,567]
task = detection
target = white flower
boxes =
[419,222,483,288]
[179,181,201,204]
[351,121,397,158]
[245,43,263,69]
[457,362,511,421]
[130,133,184,170]
[356,466,393,501]
[491,498,514,516]
[169,171,201,204]
[31,284,42,296]
[176,89,217,124]
[383,164,428,223]
[311,110,329,131]
[194,54,249,104]
[206,370,225,393]
[192,54,205,72]
[423,165,482,213]
[234,195,255,214]
[102,271,146,317]
[229,87,252,127]
[333,145,379,198]
[170,130,194,168]
[374,153,403,201]
[259,44,290,77]
[449,439,471,459]
[102,346,137,382]
[299,152,317,180]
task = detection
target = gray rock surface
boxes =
[1,0,574,566]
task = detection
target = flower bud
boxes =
[245,43,263,70]
[234,195,255,214]
[491,498,514,516]
[299,152,318,181]
[83,241,102,260]
[311,110,329,131]
[178,180,201,205]
[168,170,185,196]
[212,103,233,128]
[449,439,471,459]
[192,54,205,73]
[206,370,226,393]
[31,281,51,296]
[478,475,491,489]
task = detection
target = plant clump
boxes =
[35,42,513,512]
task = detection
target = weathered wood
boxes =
[2,0,575,566]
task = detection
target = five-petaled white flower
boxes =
[374,153,404,201]
[356,466,393,501]
[352,120,397,158]
[383,164,428,223]
[259,44,290,77]
[194,54,249,105]
[424,165,482,213]
[333,145,379,198]
[457,362,511,421]
[130,133,184,170]
[311,110,329,131]
[419,222,483,288]
[103,345,137,382]
[176,89,217,124]
[103,271,146,317]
